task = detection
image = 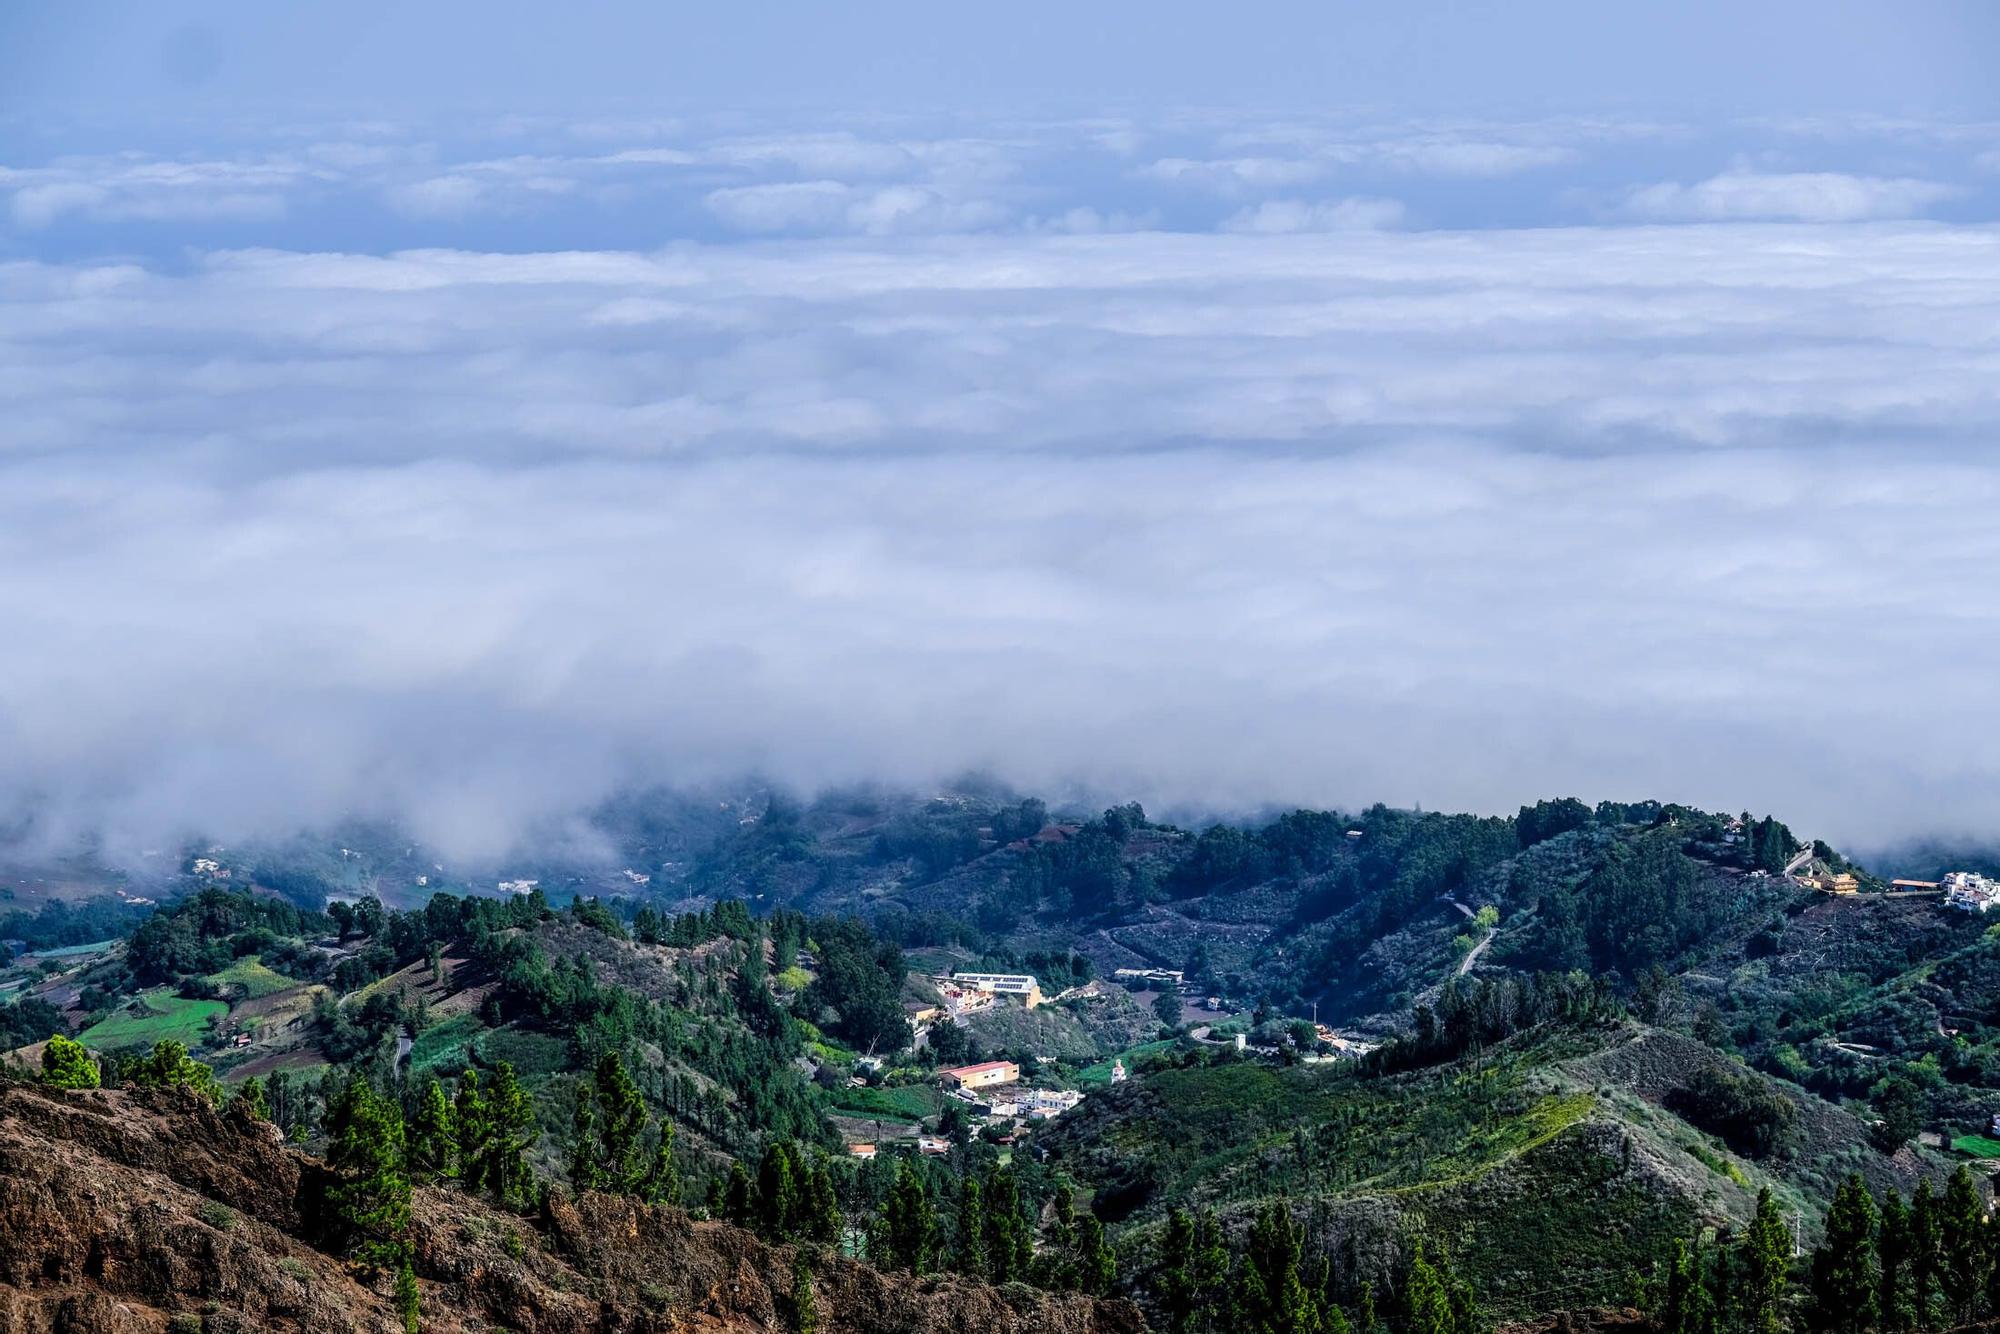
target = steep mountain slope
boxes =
[1037,1019,1948,1320]
[0,1080,1142,1333]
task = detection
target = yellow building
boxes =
[938,1060,1021,1091]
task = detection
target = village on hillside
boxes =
[835,963,1380,1161]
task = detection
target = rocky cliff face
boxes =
[0,1082,1145,1334]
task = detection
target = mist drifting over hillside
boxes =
[6,2,2000,861]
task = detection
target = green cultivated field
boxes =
[409,1013,483,1074]
[827,1082,942,1123]
[25,939,119,960]
[1953,1134,2000,1159]
[79,988,226,1051]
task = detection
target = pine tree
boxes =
[453,1068,491,1191]
[758,1141,803,1241]
[1811,1172,1879,1334]
[1707,1226,1738,1334]
[408,1076,456,1183]
[1664,1238,1708,1334]
[724,1160,758,1227]
[1239,1200,1312,1334]
[1075,1211,1115,1297]
[640,1122,683,1207]
[1941,1165,1987,1325]
[804,1156,839,1243]
[1983,1196,2000,1329]
[955,1177,988,1279]
[1157,1207,1199,1334]
[1880,1186,1915,1333]
[229,1075,270,1120]
[1355,1281,1379,1334]
[1911,1177,1943,1330]
[481,1062,538,1206]
[128,1039,221,1102]
[1405,1246,1472,1334]
[39,1033,99,1089]
[568,1085,602,1190]
[984,1166,1032,1285]
[591,1050,648,1188]
[1743,1186,1792,1334]
[325,1077,413,1272]
[878,1160,936,1274]
[1193,1208,1231,1334]
[1040,1188,1078,1291]
[394,1255,422,1334]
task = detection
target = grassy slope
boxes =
[205,956,296,999]
[1049,1020,1947,1320]
[79,988,226,1051]
[825,1083,941,1124]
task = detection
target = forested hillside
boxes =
[5,785,2000,1331]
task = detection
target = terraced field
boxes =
[826,1081,942,1124]
[78,988,226,1051]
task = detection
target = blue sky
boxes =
[3,4,2000,860]
[7,2,2000,119]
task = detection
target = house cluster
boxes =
[991,1087,1086,1119]
[934,971,1044,1011]
[935,1058,1086,1128]
[1944,872,2000,913]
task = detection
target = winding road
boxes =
[1447,900,1493,977]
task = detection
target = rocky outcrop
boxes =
[0,1081,1144,1333]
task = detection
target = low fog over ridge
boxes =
[4,103,2000,863]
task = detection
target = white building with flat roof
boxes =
[1944,871,2000,913]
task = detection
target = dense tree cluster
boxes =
[122,1039,222,1101]
[1652,1170,2000,1334]
[1152,1201,1480,1334]
[126,888,337,987]
[801,916,911,1054]
[1368,972,1621,1073]
[0,997,68,1051]
[1668,1066,1799,1161]
[0,897,152,954]
[1516,798,1593,849]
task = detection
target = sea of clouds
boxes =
[3,110,1999,861]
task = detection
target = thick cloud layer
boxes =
[4,111,2000,859]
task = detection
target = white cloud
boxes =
[10,109,2000,858]
[1135,156,1327,195]
[703,180,1008,235]
[385,174,488,218]
[9,182,110,229]
[8,216,2000,857]
[1220,197,1406,233]
[1365,139,1576,177]
[3,160,297,228]
[1623,169,1960,221]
